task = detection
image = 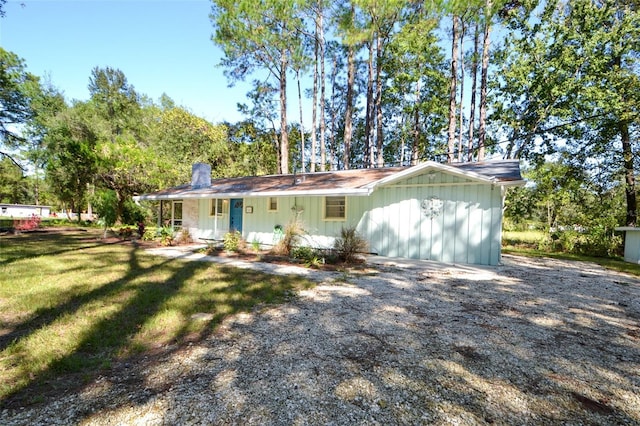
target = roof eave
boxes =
[133,187,372,201]
[499,179,527,187]
[368,161,496,190]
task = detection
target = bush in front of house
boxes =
[118,225,134,239]
[273,219,305,256]
[290,246,316,261]
[175,228,193,245]
[333,226,368,263]
[223,230,244,253]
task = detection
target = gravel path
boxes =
[2,253,639,425]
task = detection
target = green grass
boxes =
[502,229,546,246]
[0,229,314,405]
[502,229,640,277]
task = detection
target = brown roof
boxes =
[134,160,523,201]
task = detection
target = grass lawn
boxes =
[0,228,314,406]
[502,229,640,277]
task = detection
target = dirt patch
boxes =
[2,253,639,425]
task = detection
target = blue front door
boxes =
[230,199,243,233]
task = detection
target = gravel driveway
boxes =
[2,252,639,425]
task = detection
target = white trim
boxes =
[134,187,372,201]
[209,199,224,217]
[323,196,346,221]
[391,181,486,188]
[368,161,496,189]
[267,197,278,212]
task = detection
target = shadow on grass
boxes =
[0,229,119,266]
[0,234,307,409]
[0,244,174,352]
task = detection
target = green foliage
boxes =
[152,107,230,184]
[540,224,623,258]
[0,157,31,204]
[91,189,118,230]
[333,226,368,263]
[290,246,315,261]
[223,230,244,253]
[142,227,157,241]
[159,226,174,246]
[496,0,640,224]
[273,219,305,256]
[121,198,146,225]
[0,229,314,402]
[118,225,134,239]
[0,48,39,162]
[44,102,100,221]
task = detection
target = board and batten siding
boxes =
[242,196,355,249]
[190,170,503,265]
[195,199,230,240]
[357,171,503,265]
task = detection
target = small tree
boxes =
[92,189,118,238]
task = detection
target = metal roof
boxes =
[133,160,524,201]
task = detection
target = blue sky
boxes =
[0,0,252,124]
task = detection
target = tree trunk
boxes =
[319,9,327,172]
[621,120,637,226]
[34,166,40,205]
[375,33,384,168]
[478,0,491,162]
[365,38,375,168]
[279,51,289,174]
[311,13,319,172]
[457,19,465,163]
[468,22,479,161]
[329,52,338,169]
[412,79,421,166]
[343,42,355,170]
[447,15,459,164]
[296,69,305,173]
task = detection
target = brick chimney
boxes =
[191,163,211,188]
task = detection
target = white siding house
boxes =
[0,204,51,218]
[134,161,524,266]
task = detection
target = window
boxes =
[324,196,346,220]
[209,199,224,217]
[268,197,278,212]
[172,201,183,229]
[160,200,183,229]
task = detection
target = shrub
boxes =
[273,219,305,256]
[291,246,324,268]
[291,246,316,261]
[13,215,41,232]
[537,223,623,258]
[118,226,134,239]
[333,226,368,263]
[175,228,193,245]
[92,190,118,238]
[142,227,157,241]
[223,231,244,253]
[159,226,174,246]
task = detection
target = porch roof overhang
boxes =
[133,187,373,201]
